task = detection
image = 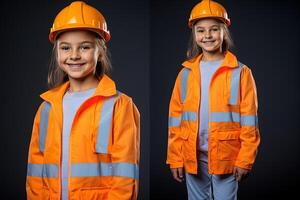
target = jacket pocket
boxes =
[181,126,194,160]
[216,131,241,161]
[27,187,51,200]
[79,186,110,200]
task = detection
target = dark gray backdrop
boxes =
[150,0,300,199]
[0,0,150,199]
[1,0,299,199]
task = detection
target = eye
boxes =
[60,46,70,51]
[80,45,92,50]
[212,28,220,32]
[196,29,204,33]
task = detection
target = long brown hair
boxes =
[186,21,234,60]
[47,35,111,89]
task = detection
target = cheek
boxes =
[86,51,98,63]
[215,31,224,41]
[57,52,67,64]
[195,34,202,43]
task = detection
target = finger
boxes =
[236,174,242,182]
[178,168,183,179]
[171,169,182,182]
[233,167,237,175]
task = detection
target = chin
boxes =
[68,73,85,79]
[204,47,221,53]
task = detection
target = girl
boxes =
[167,0,260,199]
[26,1,140,200]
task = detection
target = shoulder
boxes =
[239,62,253,77]
[115,92,139,113]
[115,92,132,105]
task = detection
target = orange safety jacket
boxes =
[167,51,260,175]
[26,75,140,200]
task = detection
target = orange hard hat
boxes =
[188,0,230,28]
[49,1,110,43]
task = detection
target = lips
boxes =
[66,63,85,67]
[65,63,86,71]
[202,40,215,43]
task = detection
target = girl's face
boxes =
[57,30,100,81]
[194,18,224,54]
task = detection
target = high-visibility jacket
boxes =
[26,75,140,200]
[167,51,260,175]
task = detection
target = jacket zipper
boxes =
[61,95,99,200]
[207,66,233,173]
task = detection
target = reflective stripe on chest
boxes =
[38,92,120,154]
[169,61,258,127]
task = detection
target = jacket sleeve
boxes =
[166,69,185,169]
[235,66,260,170]
[108,96,140,200]
[26,102,46,200]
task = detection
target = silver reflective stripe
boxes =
[229,62,243,105]
[180,68,190,103]
[168,111,197,128]
[182,111,197,121]
[71,162,139,179]
[168,116,181,127]
[241,115,258,127]
[210,112,240,122]
[39,102,51,153]
[96,93,120,154]
[27,163,58,178]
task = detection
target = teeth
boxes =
[68,64,83,67]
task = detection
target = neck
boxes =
[68,75,99,92]
[202,50,224,61]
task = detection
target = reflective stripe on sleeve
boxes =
[71,162,139,179]
[39,102,51,153]
[169,111,197,127]
[168,116,181,127]
[182,111,197,121]
[241,115,258,127]
[27,163,58,178]
[180,68,190,103]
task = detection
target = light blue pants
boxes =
[185,159,238,200]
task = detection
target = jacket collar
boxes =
[40,75,117,102]
[182,51,239,70]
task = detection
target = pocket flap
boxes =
[216,131,240,140]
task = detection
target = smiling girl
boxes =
[167,0,260,199]
[26,2,140,200]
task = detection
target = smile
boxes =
[202,40,215,43]
[66,63,85,68]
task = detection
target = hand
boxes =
[170,167,184,182]
[233,166,250,182]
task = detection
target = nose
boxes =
[204,30,212,39]
[70,49,81,60]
